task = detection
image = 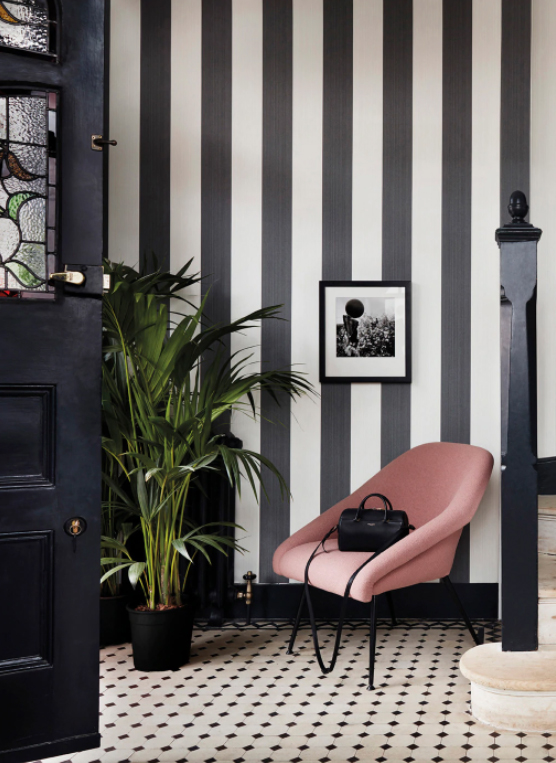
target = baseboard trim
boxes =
[232,582,499,620]
[0,732,101,763]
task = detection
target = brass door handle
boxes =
[50,268,85,286]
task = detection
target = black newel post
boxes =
[496,191,542,652]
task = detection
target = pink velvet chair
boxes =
[273,442,494,689]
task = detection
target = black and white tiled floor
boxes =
[40,620,556,763]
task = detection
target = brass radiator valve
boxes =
[236,571,257,624]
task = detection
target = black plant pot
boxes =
[100,594,131,647]
[127,602,195,671]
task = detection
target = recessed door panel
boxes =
[0,386,54,487]
[0,668,53,750]
[0,531,52,669]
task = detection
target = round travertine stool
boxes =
[460,642,556,732]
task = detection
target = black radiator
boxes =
[185,434,241,624]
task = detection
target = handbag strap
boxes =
[354,492,393,523]
[303,524,407,675]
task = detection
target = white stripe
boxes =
[350,0,383,491]
[230,0,263,581]
[109,0,141,268]
[410,0,442,449]
[290,0,323,534]
[170,0,202,290]
[532,0,556,460]
[470,0,501,584]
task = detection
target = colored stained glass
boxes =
[0,91,57,295]
[0,1,53,56]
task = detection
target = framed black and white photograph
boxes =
[319,281,411,384]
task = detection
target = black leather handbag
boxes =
[337,493,412,552]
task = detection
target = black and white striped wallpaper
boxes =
[109,0,556,590]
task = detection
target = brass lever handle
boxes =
[91,134,118,152]
[50,268,85,286]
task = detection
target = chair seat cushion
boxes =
[278,539,379,601]
[277,536,457,603]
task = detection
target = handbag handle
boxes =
[354,492,393,523]
[303,522,407,675]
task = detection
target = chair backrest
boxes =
[328,442,493,530]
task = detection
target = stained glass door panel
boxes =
[0,0,55,56]
[0,89,56,296]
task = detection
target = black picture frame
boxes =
[319,280,412,384]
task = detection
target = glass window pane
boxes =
[9,96,47,145]
[4,1,48,24]
[0,90,57,296]
[19,196,45,241]
[0,1,53,56]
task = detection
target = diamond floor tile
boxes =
[31,620,556,763]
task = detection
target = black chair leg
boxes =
[286,587,306,655]
[385,591,397,627]
[367,597,378,691]
[441,575,484,645]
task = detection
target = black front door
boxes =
[0,2,104,761]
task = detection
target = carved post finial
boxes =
[496,191,541,245]
[508,190,529,223]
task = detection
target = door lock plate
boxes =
[64,517,87,537]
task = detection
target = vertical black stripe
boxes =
[501,0,531,223]
[441,0,472,582]
[140,0,171,271]
[381,0,412,468]
[320,0,353,514]
[259,0,293,583]
[201,0,232,347]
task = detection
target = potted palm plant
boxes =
[101,260,312,670]
[99,262,200,647]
